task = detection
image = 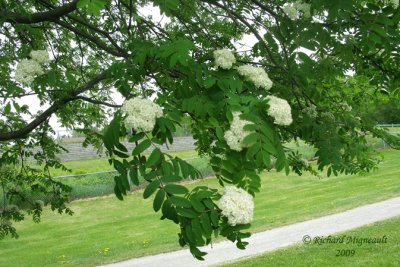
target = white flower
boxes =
[236,65,273,90]
[338,102,352,112]
[218,186,254,226]
[302,104,317,119]
[30,50,50,64]
[283,1,311,20]
[224,112,252,151]
[214,49,236,69]
[121,97,163,132]
[15,59,44,85]
[266,96,293,126]
[296,1,311,18]
[388,0,399,8]
[321,112,335,121]
[282,5,298,20]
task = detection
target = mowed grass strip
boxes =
[0,150,399,267]
[223,216,400,267]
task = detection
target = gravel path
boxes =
[101,197,400,267]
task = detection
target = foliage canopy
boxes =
[1,0,400,259]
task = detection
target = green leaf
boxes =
[196,190,214,199]
[120,172,130,191]
[4,102,11,113]
[261,150,271,166]
[189,245,207,260]
[200,213,212,236]
[77,0,107,16]
[226,109,233,121]
[164,184,189,195]
[246,143,260,159]
[47,70,57,85]
[242,133,259,146]
[203,198,214,209]
[177,208,198,218]
[161,175,182,183]
[128,167,139,186]
[161,199,176,221]
[190,197,205,213]
[129,132,145,143]
[210,210,219,227]
[143,179,160,199]
[146,148,162,168]
[216,127,224,140]
[103,113,121,152]
[113,149,129,158]
[153,189,165,212]
[132,139,151,155]
[217,79,231,91]
[114,184,123,200]
[170,196,192,207]
[204,77,216,88]
[169,53,179,67]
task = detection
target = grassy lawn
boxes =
[0,150,399,266]
[382,126,400,133]
[224,216,400,267]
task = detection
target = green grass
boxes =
[285,140,317,159]
[0,150,399,266]
[224,216,400,267]
[381,126,400,133]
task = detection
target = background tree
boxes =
[1,0,400,259]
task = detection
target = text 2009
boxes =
[336,249,355,257]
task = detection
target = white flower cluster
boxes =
[237,65,273,90]
[266,96,293,126]
[213,49,273,90]
[214,49,236,69]
[283,1,311,20]
[321,111,335,121]
[224,112,252,151]
[15,50,50,85]
[218,186,254,226]
[302,104,317,119]
[29,50,50,64]
[339,102,352,112]
[388,0,399,8]
[121,97,163,132]
[15,59,44,85]
[282,5,298,20]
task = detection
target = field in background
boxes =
[0,149,399,267]
[35,143,316,200]
[26,129,394,200]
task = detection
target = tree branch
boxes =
[0,0,79,24]
[201,0,286,71]
[76,96,121,108]
[0,70,108,142]
[250,0,279,19]
[52,19,127,57]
